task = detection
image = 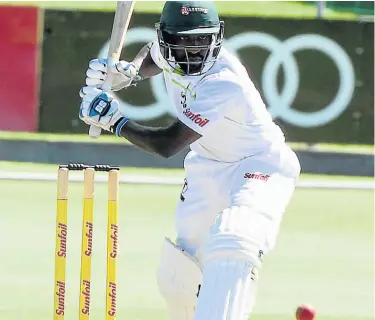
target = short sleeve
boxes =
[149,41,164,70]
[179,72,241,135]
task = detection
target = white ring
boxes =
[264,34,355,127]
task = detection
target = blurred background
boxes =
[0,1,373,320]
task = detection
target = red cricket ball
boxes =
[295,304,316,320]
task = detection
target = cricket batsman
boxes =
[79,1,301,319]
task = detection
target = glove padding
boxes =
[85,58,140,92]
[79,86,128,134]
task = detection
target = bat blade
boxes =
[89,0,135,138]
[106,1,135,64]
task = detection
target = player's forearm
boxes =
[132,42,162,79]
[116,120,185,158]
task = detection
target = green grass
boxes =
[0,0,358,20]
[0,161,185,179]
[0,130,126,144]
[0,130,373,154]
[0,161,373,182]
[0,179,372,319]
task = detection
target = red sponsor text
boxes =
[57,223,67,258]
[244,172,270,181]
[110,224,118,259]
[84,221,93,256]
[107,282,117,316]
[183,108,210,127]
[81,280,91,315]
[55,280,66,315]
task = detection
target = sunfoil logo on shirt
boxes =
[180,91,209,127]
[183,108,210,127]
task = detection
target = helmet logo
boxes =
[181,6,189,15]
[180,6,208,16]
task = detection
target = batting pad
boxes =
[194,257,257,320]
[203,205,268,266]
[157,238,202,320]
[194,205,264,320]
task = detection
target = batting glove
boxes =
[84,58,140,91]
[79,86,129,135]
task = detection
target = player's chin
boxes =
[190,64,203,74]
[180,62,203,75]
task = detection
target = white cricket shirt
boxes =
[150,42,286,162]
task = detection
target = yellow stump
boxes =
[54,168,69,320]
[79,168,95,320]
[105,170,119,319]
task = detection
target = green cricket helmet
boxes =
[155,1,224,75]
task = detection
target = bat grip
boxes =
[88,59,116,139]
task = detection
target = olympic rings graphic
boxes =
[98,28,355,128]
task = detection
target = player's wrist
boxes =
[111,117,130,137]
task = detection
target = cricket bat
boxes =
[89,0,136,138]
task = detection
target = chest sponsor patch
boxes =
[183,108,210,127]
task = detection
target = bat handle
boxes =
[88,125,102,138]
[88,59,116,139]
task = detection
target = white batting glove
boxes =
[85,58,140,91]
[79,86,129,135]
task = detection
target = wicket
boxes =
[53,164,120,320]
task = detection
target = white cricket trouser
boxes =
[174,143,301,263]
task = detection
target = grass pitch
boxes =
[0,168,372,319]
